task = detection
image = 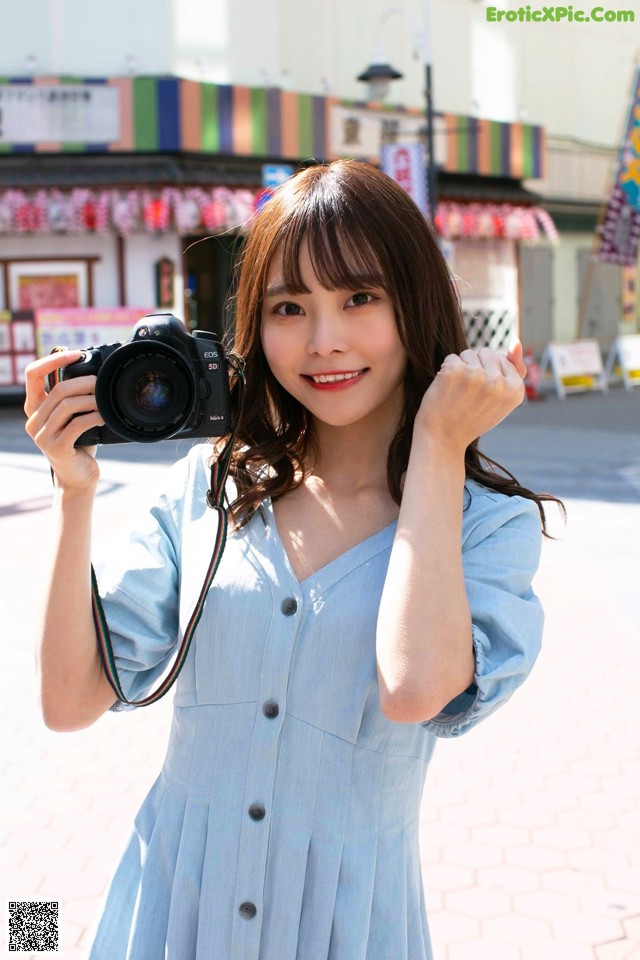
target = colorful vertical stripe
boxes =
[157,78,180,151]
[313,95,328,161]
[250,87,268,155]
[266,87,282,156]
[0,76,545,176]
[180,80,202,151]
[511,123,524,179]
[108,77,133,151]
[280,92,299,159]
[200,83,219,152]
[476,118,491,175]
[232,86,252,155]
[217,85,233,154]
[133,77,158,151]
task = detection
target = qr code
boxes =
[7,901,59,952]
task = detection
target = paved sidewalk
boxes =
[1,389,639,958]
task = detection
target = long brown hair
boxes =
[220,159,561,533]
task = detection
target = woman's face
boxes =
[261,241,407,432]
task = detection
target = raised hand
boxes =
[415,339,526,451]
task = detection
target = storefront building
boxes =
[0,75,555,389]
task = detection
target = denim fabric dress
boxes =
[86,444,543,960]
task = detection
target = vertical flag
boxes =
[597,68,640,266]
[380,143,429,217]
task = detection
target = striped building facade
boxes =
[0,75,545,181]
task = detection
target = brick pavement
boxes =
[1,391,640,958]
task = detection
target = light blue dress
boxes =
[87,444,543,960]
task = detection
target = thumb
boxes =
[507,337,526,379]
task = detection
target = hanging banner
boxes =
[596,68,640,266]
[380,142,429,217]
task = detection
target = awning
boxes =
[437,172,543,205]
[0,153,264,189]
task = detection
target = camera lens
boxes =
[131,370,174,417]
[95,342,195,442]
[118,359,189,427]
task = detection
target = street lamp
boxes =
[356,62,403,102]
[356,4,436,218]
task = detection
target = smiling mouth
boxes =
[303,369,368,384]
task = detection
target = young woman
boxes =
[24,160,556,960]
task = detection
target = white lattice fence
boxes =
[463,309,517,352]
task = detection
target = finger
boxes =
[43,410,104,452]
[476,348,505,377]
[438,353,464,374]
[24,350,83,416]
[42,393,102,436]
[498,353,525,385]
[459,349,481,368]
[25,377,97,439]
[507,338,526,378]
[26,375,98,436]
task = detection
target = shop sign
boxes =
[262,165,294,188]
[329,103,447,166]
[7,261,88,312]
[34,307,152,357]
[605,335,640,390]
[0,85,119,144]
[539,339,608,399]
[0,311,36,387]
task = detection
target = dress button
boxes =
[281,597,297,616]
[239,901,257,919]
[249,803,266,821]
[262,700,279,719]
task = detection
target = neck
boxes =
[307,403,402,496]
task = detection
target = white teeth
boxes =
[311,370,362,383]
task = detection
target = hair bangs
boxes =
[275,184,388,296]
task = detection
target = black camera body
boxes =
[52,313,231,445]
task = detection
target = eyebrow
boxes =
[264,281,299,298]
[264,274,385,299]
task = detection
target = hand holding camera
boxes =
[24,313,233,493]
[24,350,104,493]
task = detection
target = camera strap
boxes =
[90,356,246,708]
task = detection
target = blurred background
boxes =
[1,1,640,958]
[0,0,638,375]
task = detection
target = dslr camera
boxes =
[51,313,231,445]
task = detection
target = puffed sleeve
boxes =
[94,451,195,713]
[423,484,544,738]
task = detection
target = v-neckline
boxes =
[264,497,397,589]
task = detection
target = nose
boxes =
[306,312,349,357]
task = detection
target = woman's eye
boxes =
[275,302,304,316]
[347,292,374,307]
